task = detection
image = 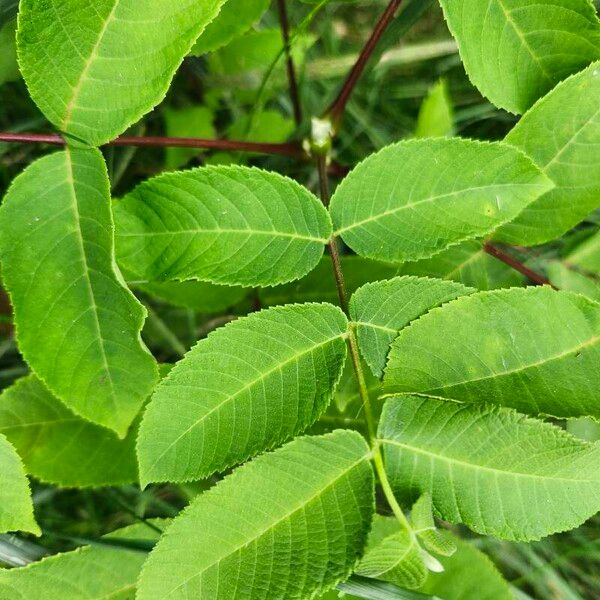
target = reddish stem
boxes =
[324,0,403,127]
[0,132,307,159]
[277,0,303,127]
[484,242,557,289]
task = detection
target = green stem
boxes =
[315,154,413,537]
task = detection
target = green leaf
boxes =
[379,395,600,540]
[0,0,17,28]
[350,276,473,377]
[418,536,511,600]
[114,165,331,287]
[17,0,225,146]
[131,278,247,312]
[396,239,525,290]
[261,256,398,307]
[138,303,349,484]
[439,0,600,114]
[0,148,158,436]
[0,18,18,86]
[137,431,375,600]
[546,262,600,302]
[0,433,38,535]
[411,494,456,558]
[164,106,215,169]
[0,521,164,598]
[0,375,138,488]
[330,139,553,263]
[496,63,600,244]
[566,229,600,273]
[191,0,271,55]
[414,80,454,138]
[357,531,427,590]
[384,287,600,419]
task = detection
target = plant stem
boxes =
[277,0,303,127]
[315,154,412,536]
[0,132,307,159]
[484,242,557,289]
[324,0,403,128]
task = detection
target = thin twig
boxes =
[324,0,403,127]
[484,242,557,289]
[0,132,307,159]
[277,0,303,126]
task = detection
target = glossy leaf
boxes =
[0,433,38,535]
[384,287,600,419]
[0,375,138,488]
[17,0,225,146]
[350,276,473,377]
[0,521,164,598]
[114,165,331,287]
[330,139,553,263]
[379,396,600,540]
[138,303,348,484]
[191,0,271,55]
[439,0,600,114]
[496,63,600,244]
[0,148,158,436]
[137,431,375,600]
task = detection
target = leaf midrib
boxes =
[405,332,600,394]
[334,182,540,236]
[166,452,370,597]
[144,331,349,477]
[378,438,598,483]
[61,0,122,130]
[117,228,327,243]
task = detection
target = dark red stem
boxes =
[277,0,303,127]
[484,242,557,289]
[324,0,403,127]
[0,132,306,159]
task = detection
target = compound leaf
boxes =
[350,276,473,377]
[137,431,375,600]
[439,0,600,114]
[330,139,552,263]
[114,166,331,287]
[138,303,348,484]
[0,148,158,437]
[191,0,271,55]
[0,520,164,599]
[384,287,600,419]
[0,375,138,488]
[0,433,38,535]
[379,396,600,540]
[496,63,600,244]
[17,0,225,146]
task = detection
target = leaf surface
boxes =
[191,0,271,55]
[330,139,552,263]
[0,148,158,436]
[379,396,600,540]
[17,0,225,145]
[350,276,473,377]
[496,63,600,244]
[137,431,375,600]
[0,433,38,535]
[0,376,138,487]
[0,521,164,599]
[384,287,600,418]
[115,166,331,287]
[138,303,348,484]
[439,0,600,113]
